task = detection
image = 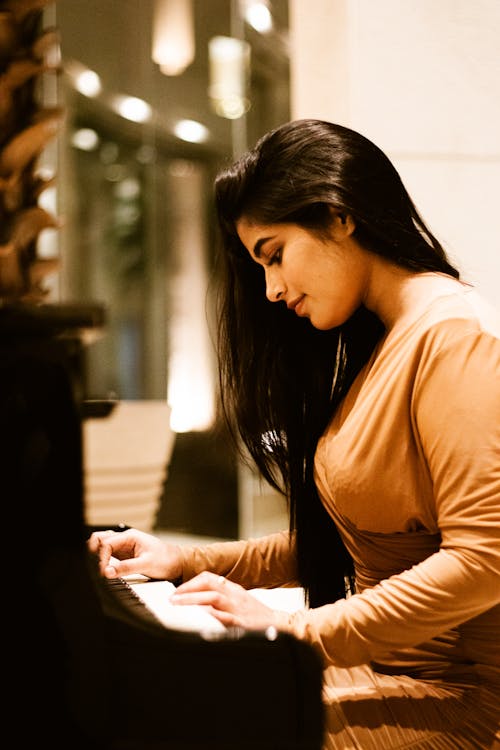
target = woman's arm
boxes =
[88,527,298,589]
[274,327,500,667]
[178,529,299,589]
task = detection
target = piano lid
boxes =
[0,302,107,343]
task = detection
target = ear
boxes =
[328,207,355,240]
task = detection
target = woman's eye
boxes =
[269,247,282,265]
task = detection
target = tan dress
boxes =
[179,288,500,749]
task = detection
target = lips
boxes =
[288,295,306,315]
[287,294,305,312]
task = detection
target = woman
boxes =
[90,120,500,749]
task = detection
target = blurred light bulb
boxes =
[113,95,152,123]
[71,127,100,151]
[152,0,195,75]
[244,2,273,33]
[208,36,250,120]
[75,69,102,97]
[173,119,209,143]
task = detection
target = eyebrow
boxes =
[253,235,276,258]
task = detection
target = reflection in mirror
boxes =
[55,0,290,540]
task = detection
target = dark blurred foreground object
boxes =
[2,302,325,749]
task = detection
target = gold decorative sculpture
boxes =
[0,0,61,302]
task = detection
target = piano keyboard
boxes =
[101,572,305,636]
[106,575,227,634]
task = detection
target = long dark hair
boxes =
[213,119,459,607]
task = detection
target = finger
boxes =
[102,555,147,580]
[87,529,116,553]
[170,590,221,605]
[90,536,127,577]
[175,571,234,595]
[171,575,241,612]
[90,532,134,563]
[170,599,242,628]
[92,540,117,576]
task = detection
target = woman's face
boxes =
[236,215,372,330]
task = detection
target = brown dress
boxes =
[179,288,500,749]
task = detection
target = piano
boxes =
[2,302,325,749]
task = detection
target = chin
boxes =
[311,316,346,331]
[309,320,331,331]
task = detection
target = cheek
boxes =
[315,283,362,329]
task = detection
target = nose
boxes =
[265,267,285,302]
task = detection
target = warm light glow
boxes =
[208,36,251,120]
[166,161,215,433]
[36,166,56,181]
[244,2,273,33]
[37,185,58,258]
[71,127,100,151]
[75,69,102,97]
[113,95,152,123]
[168,351,215,432]
[66,61,102,97]
[173,119,209,143]
[152,0,195,76]
[114,177,141,200]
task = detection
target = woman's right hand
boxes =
[88,528,183,582]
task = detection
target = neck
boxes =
[365,262,462,332]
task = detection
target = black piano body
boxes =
[2,303,325,749]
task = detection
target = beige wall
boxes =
[289,0,500,305]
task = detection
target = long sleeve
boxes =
[178,529,299,589]
[275,322,500,668]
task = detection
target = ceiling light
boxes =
[244,2,273,33]
[208,36,251,120]
[71,127,100,151]
[74,69,102,97]
[173,119,209,143]
[113,95,152,123]
[152,0,195,76]
[65,60,102,97]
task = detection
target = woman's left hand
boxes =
[170,571,278,631]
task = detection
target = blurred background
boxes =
[39,0,499,544]
[49,0,291,543]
